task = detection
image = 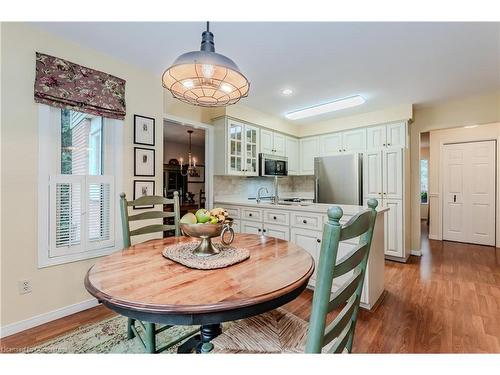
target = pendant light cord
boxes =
[206,21,209,33]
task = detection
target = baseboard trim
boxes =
[428,234,440,240]
[411,249,422,257]
[0,298,99,338]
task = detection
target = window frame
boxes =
[37,104,124,268]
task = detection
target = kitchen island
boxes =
[214,197,388,310]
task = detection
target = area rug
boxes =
[26,316,203,354]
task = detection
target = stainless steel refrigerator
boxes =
[314,153,363,205]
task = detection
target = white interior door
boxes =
[442,141,496,246]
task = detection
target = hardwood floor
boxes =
[2,222,500,353]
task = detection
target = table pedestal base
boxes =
[177,324,222,353]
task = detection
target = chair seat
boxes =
[211,308,309,354]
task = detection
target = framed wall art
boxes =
[134,147,155,176]
[133,180,155,209]
[134,114,155,146]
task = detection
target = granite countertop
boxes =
[214,196,388,216]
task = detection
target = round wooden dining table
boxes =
[85,233,314,353]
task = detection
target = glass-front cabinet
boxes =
[226,119,259,176]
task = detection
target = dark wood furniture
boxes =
[84,234,314,353]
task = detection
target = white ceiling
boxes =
[32,22,500,124]
[164,120,205,146]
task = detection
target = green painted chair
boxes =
[119,191,197,353]
[206,199,379,354]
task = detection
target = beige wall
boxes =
[409,91,500,252]
[0,23,164,327]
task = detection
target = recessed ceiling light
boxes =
[281,88,293,96]
[285,95,365,120]
[464,125,479,129]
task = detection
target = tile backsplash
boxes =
[214,175,315,200]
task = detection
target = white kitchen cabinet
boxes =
[263,223,290,241]
[363,150,383,200]
[290,227,323,284]
[260,129,285,156]
[383,148,403,200]
[342,128,366,152]
[363,148,406,260]
[273,133,286,156]
[299,137,319,175]
[213,117,260,176]
[241,220,263,235]
[285,136,299,175]
[366,122,407,150]
[384,199,403,258]
[386,122,406,148]
[366,125,387,149]
[320,133,343,156]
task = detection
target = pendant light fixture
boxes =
[162,22,250,107]
[179,130,198,177]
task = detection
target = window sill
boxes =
[37,245,120,269]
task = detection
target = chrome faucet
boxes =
[256,187,269,204]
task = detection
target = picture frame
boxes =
[134,114,155,146]
[134,147,155,176]
[187,165,205,183]
[133,180,155,209]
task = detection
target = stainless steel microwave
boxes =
[259,153,288,177]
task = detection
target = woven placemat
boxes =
[162,242,250,270]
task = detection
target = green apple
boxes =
[195,209,211,224]
[180,212,197,224]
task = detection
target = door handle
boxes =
[453,194,456,203]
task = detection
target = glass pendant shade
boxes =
[162,23,250,107]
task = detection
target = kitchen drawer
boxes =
[223,205,241,219]
[241,207,263,222]
[263,209,290,225]
[291,211,324,231]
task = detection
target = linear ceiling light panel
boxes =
[285,95,365,120]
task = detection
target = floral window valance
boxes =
[34,52,126,120]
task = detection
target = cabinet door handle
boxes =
[453,194,457,203]
[303,219,307,224]
[273,216,277,220]
[343,149,346,152]
[316,239,321,243]
[263,229,267,233]
[383,143,386,146]
[387,143,391,146]
[338,149,342,153]
[249,213,253,217]
[258,228,261,232]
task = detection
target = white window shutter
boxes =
[86,175,115,251]
[49,175,85,257]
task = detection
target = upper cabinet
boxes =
[319,133,342,156]
[260,129,285,156]
[300,137,320,175]
[342,128,367,152]
[366,122,406,149]
[286,136,300,175]
[319,128,366,156]
[213,117,260,176]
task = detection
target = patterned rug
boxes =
[26,316,202,354]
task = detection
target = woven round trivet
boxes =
[162,242,250,270]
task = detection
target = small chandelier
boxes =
[179,130,198,177]
[162,22,250,107]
